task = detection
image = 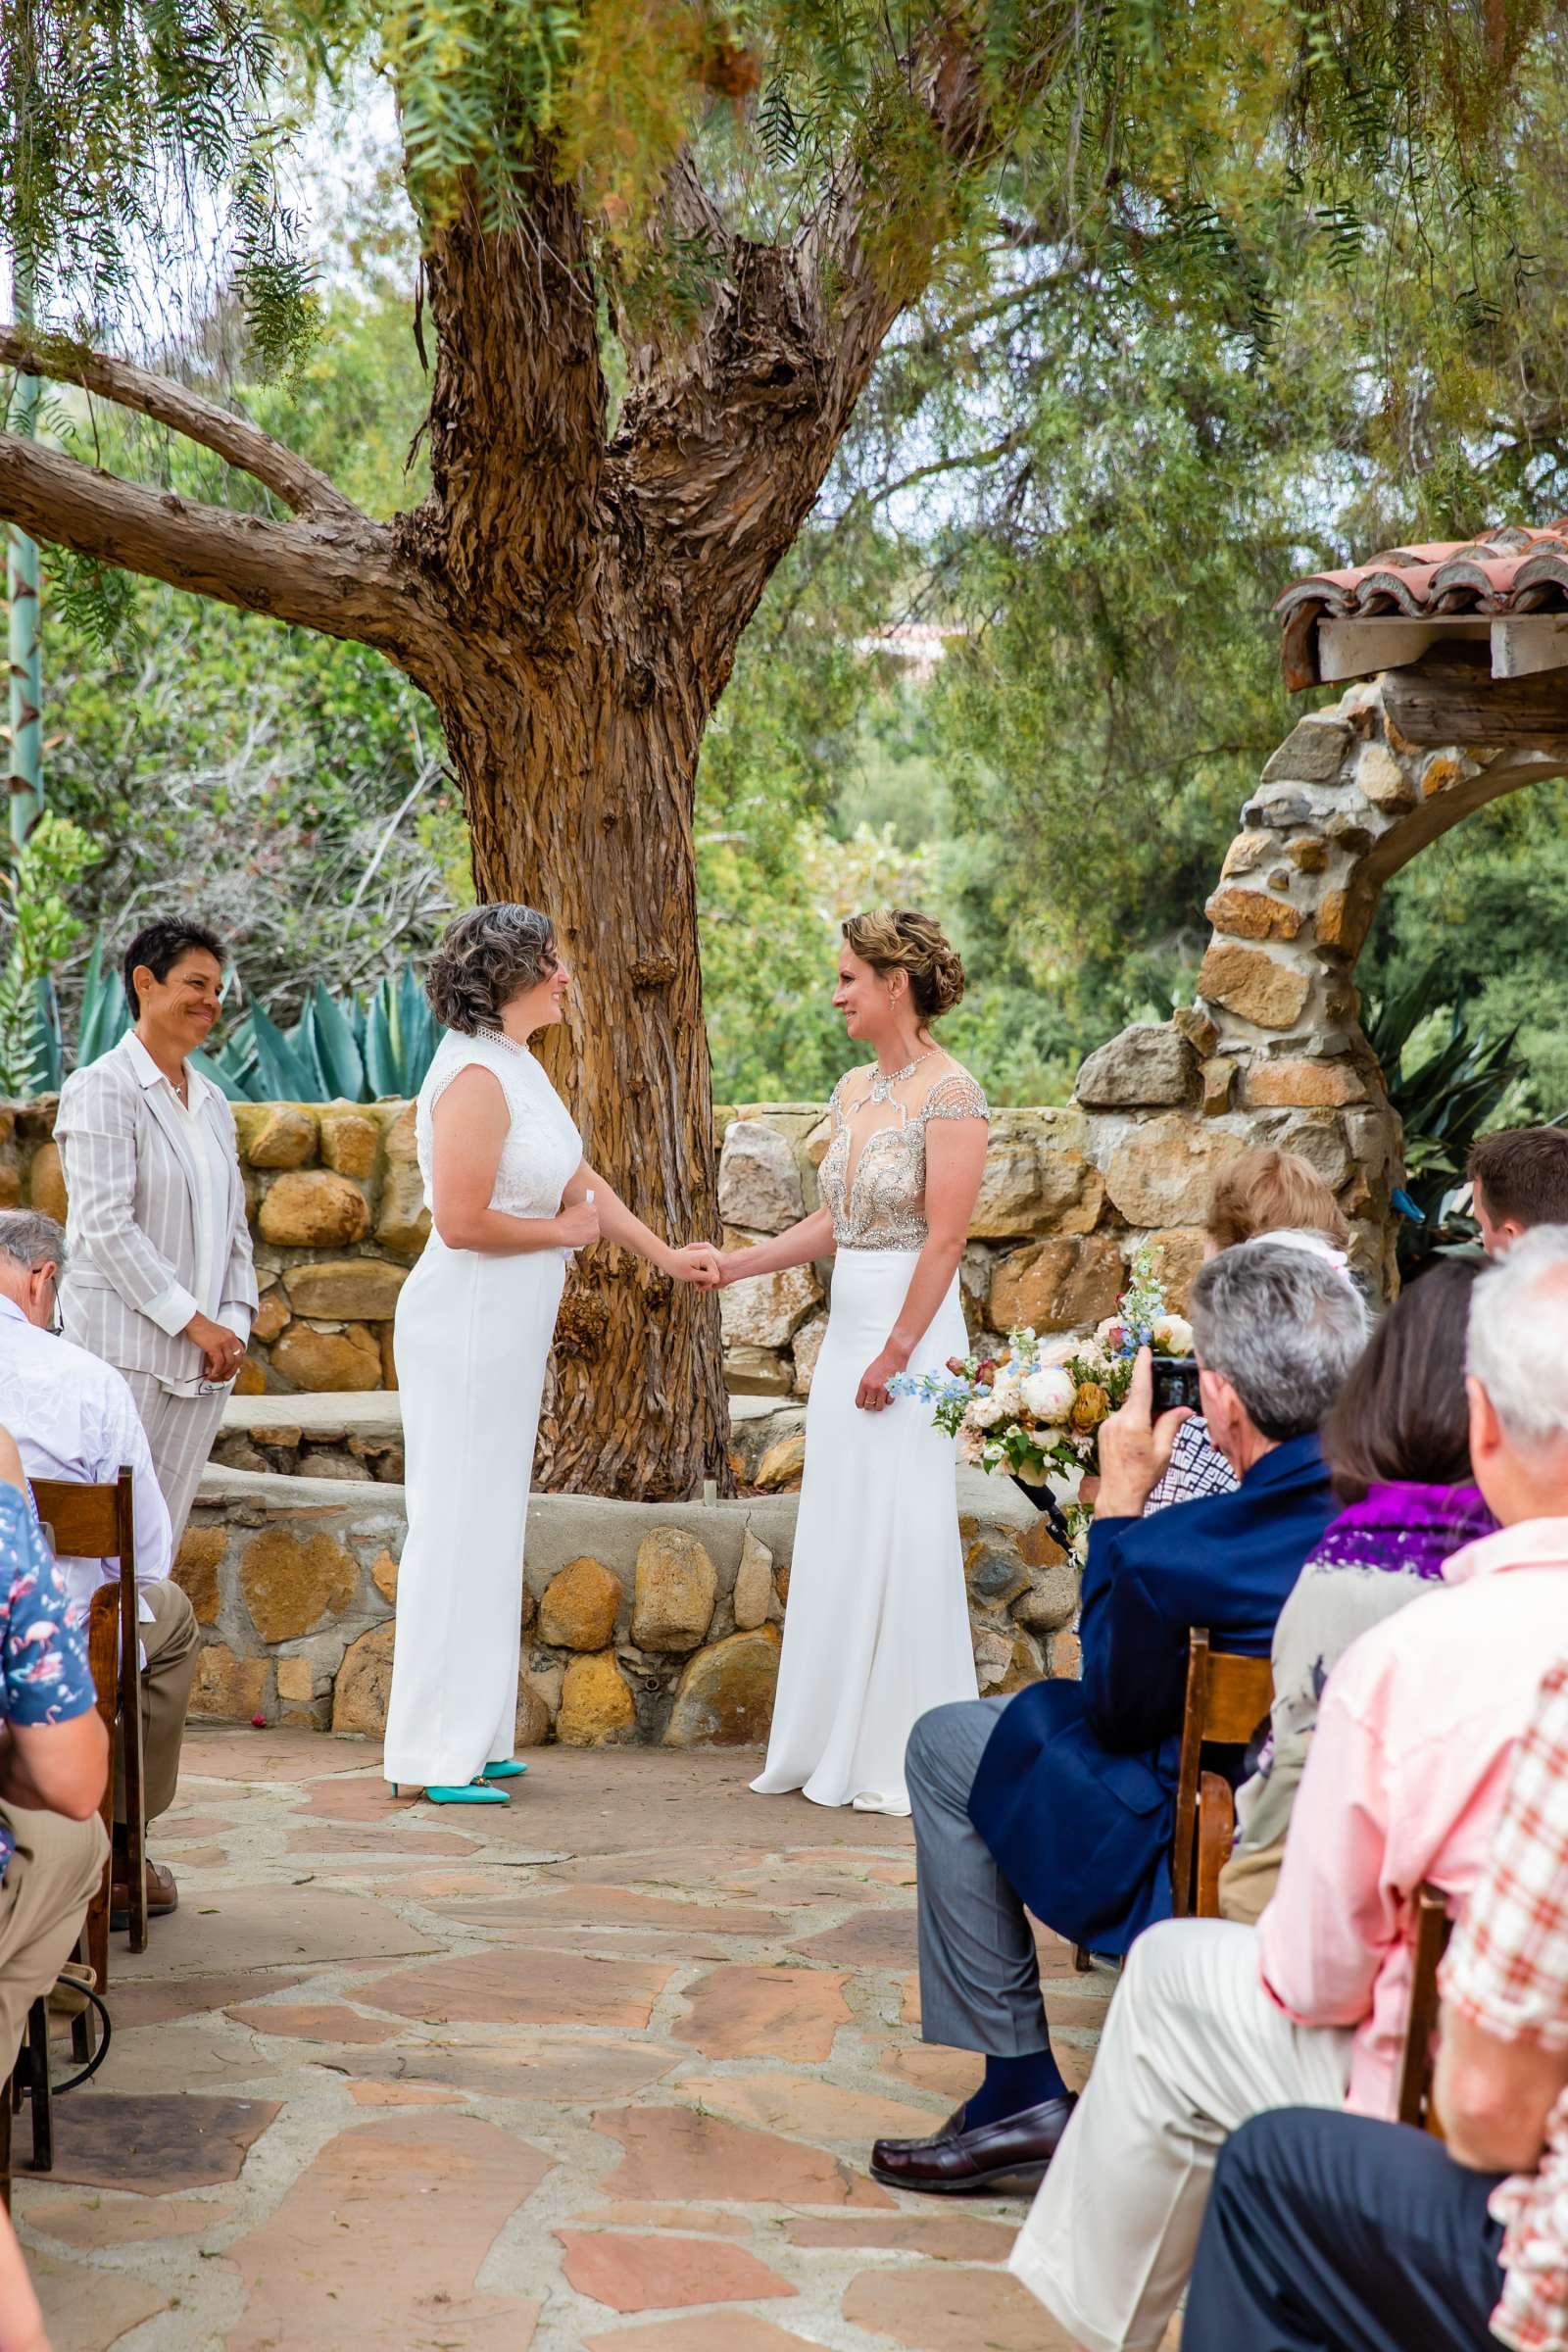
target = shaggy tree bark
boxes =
[0,26,1031,1497]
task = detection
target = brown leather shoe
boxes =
[870,2094,1077,2194]
[110,1860,178,1933]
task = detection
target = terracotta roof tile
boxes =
[1276,521,1568,688]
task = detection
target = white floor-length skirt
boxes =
[752,1248,979,1815]
[382,1233,564,1788]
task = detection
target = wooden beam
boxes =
[1382,644,1568,747]
[1492,615,1568,679]
[1317,615,1489,683]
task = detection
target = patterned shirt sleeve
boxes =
[0,1484,97,1728]
[1144,1416,1241,1514]
[1443,1658,1568,2049]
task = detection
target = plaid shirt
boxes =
[1143,1415,1240,1514]
[1443,1657,1568,2352]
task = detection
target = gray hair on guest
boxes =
[1190,1240,1371,1442]
[1468,1223,1568,1460]
[0,1209,67,1277]
[422,904,558,1036]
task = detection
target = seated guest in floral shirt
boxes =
[0,1426,108,2071]
[1220,1258,1495,1924]
[1146,1146,1351,1511]
[1183,1648,1568,2352]
[0,1423,108,2352]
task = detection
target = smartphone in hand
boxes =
[1151,1355,1201,1415]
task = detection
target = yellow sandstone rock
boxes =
[539,1556,622,1651]
[557,1650,637,1745]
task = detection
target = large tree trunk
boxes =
[0,25,1029,1498]
[434,614,729,1499]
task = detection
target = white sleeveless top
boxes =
[416,1028,583,1222]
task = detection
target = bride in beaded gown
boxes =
[717,910,989,1815]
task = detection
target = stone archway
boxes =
[1059,680,1568,1298]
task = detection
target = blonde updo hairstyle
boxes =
[841,908,966,1023]
[424,904,558,1035]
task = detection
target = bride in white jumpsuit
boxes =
[382,905,719,1804]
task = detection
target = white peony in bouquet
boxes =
[892,1244,1193,1544]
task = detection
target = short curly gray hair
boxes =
[423,905,558,1035]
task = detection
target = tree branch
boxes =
[0,327,362,523]
[416,158,609,623]
[612,12,1064,679]
[0,432,442,665]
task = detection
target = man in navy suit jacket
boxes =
[870,1241,1369,2197]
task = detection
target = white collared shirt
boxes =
[0,1294,173,1621]
[122,1033,233,1336]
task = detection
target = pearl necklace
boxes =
[865,1046,937,1105]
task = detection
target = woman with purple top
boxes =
[1219,1259,1494,1924]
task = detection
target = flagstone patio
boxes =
[14,1728,1119,2351]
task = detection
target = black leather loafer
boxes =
[869,2093,1077,2194]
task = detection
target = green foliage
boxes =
[0,814,101,1093]
[1363,962,1528,1273]
[1363,779,1568,1123]
[13,2,1568,1129]
[0,0,315,366]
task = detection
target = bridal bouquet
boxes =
[891,1245,1193,1518]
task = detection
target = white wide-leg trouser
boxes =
[381,1233,564,1790]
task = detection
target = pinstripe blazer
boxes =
[53,1032,258,1382]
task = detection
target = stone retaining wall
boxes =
[178,1465,1076,1742]
[3,1047,1398,1424]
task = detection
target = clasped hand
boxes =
[668,1243,723,1289]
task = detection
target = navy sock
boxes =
[963,2044,1068,2131]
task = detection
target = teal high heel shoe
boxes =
[421,1783,510,1805]
[479,1759,528,1781]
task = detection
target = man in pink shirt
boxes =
[1008,1223,1568,2352]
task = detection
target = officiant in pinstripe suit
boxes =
[53,919,258,1552]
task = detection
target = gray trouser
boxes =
[906,1695,1050,2056]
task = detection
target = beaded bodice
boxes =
[417,1028,582,1223]
[819,1057,988,1251]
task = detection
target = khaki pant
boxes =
[1008,1920,1354,2352]
[0,1805,108,2074]
[114,1580,199,1829]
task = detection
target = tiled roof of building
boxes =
[1276,521,1568,690]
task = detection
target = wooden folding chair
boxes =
[31,1473,143,1971]
[1396,1884,1453,2135]
[0,1995,53,2209]
[1170,1628,1274,1919]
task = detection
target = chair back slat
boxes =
[1171,1629,1274,1918]
[30,1478,125,1565]
[1396,1884,1453,2133]
[1204,1653,1275,1746]
[35,1471,141,1984]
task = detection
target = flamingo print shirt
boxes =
[0,1480,97,1879]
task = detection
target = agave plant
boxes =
[204,969,439,1103]
[23,943,441,1104]
[1364,962,1529,1272]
